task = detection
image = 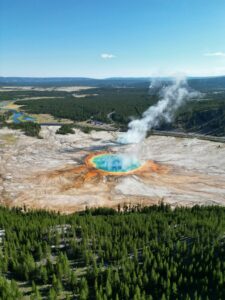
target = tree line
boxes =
[0,204,225,299]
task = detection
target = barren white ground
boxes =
[0,126,225,213]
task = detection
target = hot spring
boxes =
[88,153,142,175]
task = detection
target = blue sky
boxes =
[1,0,225,77]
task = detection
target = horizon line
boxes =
[1,75,225,80]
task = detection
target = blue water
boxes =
[92,154,141,173]
[11,111,35,124]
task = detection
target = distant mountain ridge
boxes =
[1,76,225,90]
[0,77,150,87]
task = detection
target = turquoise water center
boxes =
[91,154,141,173]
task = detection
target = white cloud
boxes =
[101,53,116,59]
[204,51,225,57]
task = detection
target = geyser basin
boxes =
[87,152,142,175]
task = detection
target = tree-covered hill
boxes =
[15,88,155,124]
[0,204,225,299]
[14,87,225,136]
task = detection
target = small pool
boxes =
[91,153,141,173]
[11,111,36,124]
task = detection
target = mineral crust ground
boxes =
[0,126,225,213]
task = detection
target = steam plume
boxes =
[118,77,199,144]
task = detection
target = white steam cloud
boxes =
[118,77,200,144]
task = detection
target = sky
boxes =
[1,0,225,78]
